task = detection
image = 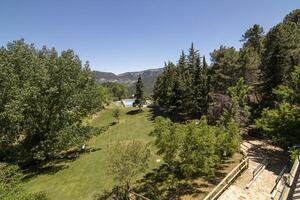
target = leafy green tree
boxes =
[152,116,241,178]
[134,75,145,111]
[0,162,48,200]
[102,82,128,101]
[106,140,150,196]
[112,108,121,123]
[226,78,252,126]
[151,117,185,166]
[0,40,102,164]
[97,85,111,106]
[180,118,220,176]
[216,119,241,157]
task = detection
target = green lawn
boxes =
[23,106,160,200]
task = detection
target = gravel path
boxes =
[219,137,288,200]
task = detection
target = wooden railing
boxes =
[204,156,249,200]
[279,154,300,200]
[271,165,287,199]
[246,157,268,189]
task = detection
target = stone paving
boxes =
[219,137,288,200]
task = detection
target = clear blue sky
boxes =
[0,0,299,74]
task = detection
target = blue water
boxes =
[123,99,135,107]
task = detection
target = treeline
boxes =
[153,9,300,146]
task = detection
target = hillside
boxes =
[93,68,163,95]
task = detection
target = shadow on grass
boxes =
[126,109,143,115]
[22,147,102,181]
[109,122,117,126]
[134,154,243,199]
[22,164,69,181]
[134,164,209,200]
[147,106,169,122]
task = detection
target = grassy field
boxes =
[23,105,243,200]
[23,105,161,200]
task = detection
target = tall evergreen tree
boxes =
[134,75,145,111]
[169,71,186,121]
[210,46,240,92]
[261,21,300,106]
[153,62,176,108]
[241,24,264,54]
[283,9,300,25]
[239,24,264,98]
[193,56,211,117]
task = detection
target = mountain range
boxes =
[93,68,164,94]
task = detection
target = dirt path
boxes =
[219,136,288,200]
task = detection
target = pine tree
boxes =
[193,56,211,117]
[210,46,240,92]
[134,75,145,111]
[261,22,300,106]
[169,72,185,121]
[239,24,264,97]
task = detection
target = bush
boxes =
[256,65,300,146]
[152,116,241,177]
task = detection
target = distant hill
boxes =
[94,68,163,95]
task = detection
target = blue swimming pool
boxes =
[122,99,135,107]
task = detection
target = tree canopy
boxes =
[0,40,103,164]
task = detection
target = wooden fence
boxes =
[204,156,249,200]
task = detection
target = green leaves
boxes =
[152,116,240,177]
[153,44,212,121]
[134,76,145,110]
[0,40,103,163]
[112,108,121,123]
[261,21,300,105]
[256,65,300,146]
[106,140,150,186]
[0,162,48,200]
[210,46,240,92]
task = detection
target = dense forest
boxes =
[153,9,300,146]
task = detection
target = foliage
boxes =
[102,82,128,101]
[0,162,48,200]
[226,78,252,126]
[153,44,212,121]
[256,66,300,146]
[97,85,112,106]
[260,21,300,106]
[112,108,121,123]
[107,140,150,187]
[134,76,145,110]
[0,40,102,164]
[94,186,129,200]
[23,107,157,200]
[210,46,240,92]
[152,116,240,178]
[151,117,185,166]
[207,94,232,125]
[180,118,220,176]
[283,9,300,25]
